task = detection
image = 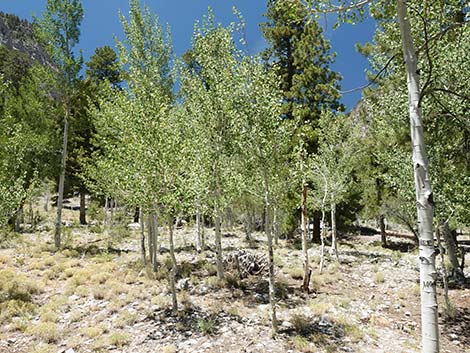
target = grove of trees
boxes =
[0,0,468,352]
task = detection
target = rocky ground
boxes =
[0,206,469,353]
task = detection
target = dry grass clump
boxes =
[69,310,85,323]
[374,271,385,283]
[162,345,177,353]
[114,309,138,328]
[91,272,111,284]
[285,266,304,280]
[0,254,12,265]
[290,312,312,335]
[0,299,36,324]
[27,322,60,343]
[80,325,105,338]
[31,343,58,353]
[332,315,364,343]
[0,268,42,302]
[0,269,42,323]
[106,298,126,313]
[92,285,114,300]
[291,335,316,352]
[308,299,333,316]
[107,331,131,347]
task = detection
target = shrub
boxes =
[0,300,36,324]
[290,312,311,335]
[107,331,131,347]
[80,326,104,338]
[196,317,217,335]
[0,269,41,303]
[27,322,60,343]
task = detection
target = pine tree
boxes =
[261,0,342,291]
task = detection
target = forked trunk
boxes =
[397,2,439,351]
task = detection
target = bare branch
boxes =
[315,0,375,14]
[340,52,399,94]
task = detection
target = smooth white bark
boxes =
[264,174,278,336]
[397,1,439,351]
[301,181,310,291]
[54,111,69,248]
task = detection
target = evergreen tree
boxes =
[86,45,122,87]
[261,0,343,291]
[261,0,342,153]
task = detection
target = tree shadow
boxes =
[441,307,470,348]
[384,240,417,253]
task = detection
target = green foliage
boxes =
[309,111,363,212]
[261,0,342,153]
[86,45,122,87]
[196,316,217,335]
[0,65,58,226]
[35,0,84,87]
[358,1,470,229]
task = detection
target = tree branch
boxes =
[315,0,375,14]
[340,53,399,94]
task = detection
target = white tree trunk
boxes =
[54,111,69,249]
[103,197,109,228]
[319,171,328,274]
[139,208,146,264]
[153,213,159,271]
[168,216,178,313]
[397,1,439,351]
[264,173,278,336]
[214,183,224,280]
[196,195,202,251]
[301,181,310,292]
[273,205,279,246]
[330,194,339,262]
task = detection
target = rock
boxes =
[404,311,411,317]
[65,349,76,353]
[177,278,190,291]
[360,311,370,323]
[127,222,140,230]
[281,321,291,328]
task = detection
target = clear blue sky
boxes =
[1,0,376,110]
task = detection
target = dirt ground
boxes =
[0,205,469,353]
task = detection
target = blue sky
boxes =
[1,0,376,110]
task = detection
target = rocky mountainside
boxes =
[0,11,52,68]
